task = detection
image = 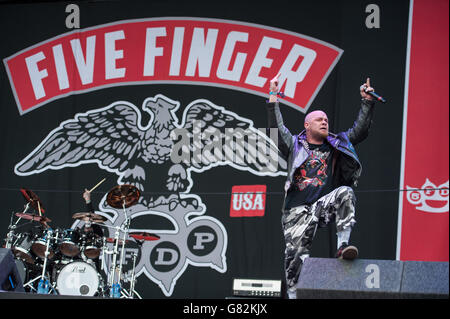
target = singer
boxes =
[266,75,379,298]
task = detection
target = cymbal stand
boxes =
[100,236,107,272]
[100,200,132,298]
[91,221,115,297]
[121,251,142,299]
[4,204,30,248]
[107,223,122,298]
[111,200,132,298]
[25,228,58,294]
[117,201,131,286]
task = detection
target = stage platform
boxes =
[296,258,449,299]
[0,290,103,299]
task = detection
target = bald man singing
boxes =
[266,74,377,298]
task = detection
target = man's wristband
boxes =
[269,91,285,97]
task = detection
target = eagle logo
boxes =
[14,94,287,296]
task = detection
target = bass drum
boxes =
[55,261,100,296]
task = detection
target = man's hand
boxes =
[270,72,280,92]
[83,188,91,204]
[360,77,375,100]
[269,73,281,102]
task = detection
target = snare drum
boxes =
[55,261,100,296]
[11,232,35,264]
[31,229,56,260]
[59,229,81,257]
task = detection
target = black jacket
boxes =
[266,98,375,208]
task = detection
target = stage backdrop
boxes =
[0,0,447,298]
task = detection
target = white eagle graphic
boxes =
[15,94,287,206]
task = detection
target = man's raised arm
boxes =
[266,73,294,156]
[346,78,377,145]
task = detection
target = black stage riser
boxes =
[0,291,103,299]
[296,258,449,299]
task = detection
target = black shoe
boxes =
[335,243,358,260]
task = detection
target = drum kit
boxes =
[3,182,159,298]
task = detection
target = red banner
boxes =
[4,18,342,115]
[397,0,449,261]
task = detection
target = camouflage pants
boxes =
[282,186,356,291]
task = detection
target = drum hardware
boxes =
[5,189,55,293]
[4,184,154,298]
[72,211,106,260]
[102,219,130,298]
[117,218,131,297]
[5,203,30,249]
[120,232,159,299]
[59,228,81,257]
[15,212,52,227]
[101,231,142,299]
[11,231,35,264]
[54,261,101,296]
[5,202,39,250]
[82,232,103,259]
[6,188,47,249]
[50,252,106,297]
[5,205,31,250]
[103,184,141,298]
[72,211,107,224]
[23,228,59,294]
[8,209,53,265]
[85,223,123,298]
[129,232,160,242]
[20,188,45,215]
[120,252,142,299]
[106,184,140,209]
[32,227,57,260]
[105,237,131,245]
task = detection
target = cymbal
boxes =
[129,232,160,241]
[72,212,107,223]
[15,212,51,224]
[20,188,45,214]
[106,184,140,209]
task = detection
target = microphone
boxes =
[366,89,386,103]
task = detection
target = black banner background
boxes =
[0,0,409,298]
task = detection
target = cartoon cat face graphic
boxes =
[406,179,449,213]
